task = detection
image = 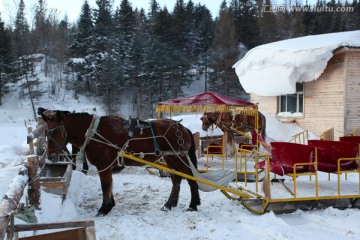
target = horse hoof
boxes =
[95,212,106,217]
[161,206,171,212]
[112,165,124,173]
[186,207,197,212]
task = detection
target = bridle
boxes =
[201,113,242,132]
[200,115,214,130]
[46,124,68,153]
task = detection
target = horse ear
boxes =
[37,107,47,116]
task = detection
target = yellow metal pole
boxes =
[120,152,254,199]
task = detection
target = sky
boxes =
[0,0,223,25]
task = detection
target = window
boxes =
[279,83,304,113]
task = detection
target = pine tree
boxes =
[258,0,278,43]
[33,0,48,52]
[88,0,114,98]
[230,0,260,49]
[170,0,188,48]
[302,1,316,35]
[191,4,214,81]
[98,54,123,115]
[209,7,244,97]
[347,0,360,30]
[71,0,94,57]
[13,0,29,58]
[114,0,136,75]
[93,0,114,51]
[0,17,12,105]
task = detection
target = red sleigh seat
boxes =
[339,136,360,144]
[308,140,359,173]
[258,142,316,176]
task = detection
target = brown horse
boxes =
[38,108,89,174]
[42,110,200,216]
[201,111,266,155]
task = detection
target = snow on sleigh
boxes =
[237,139,360,214]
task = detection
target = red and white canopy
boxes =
[156,91,257,115]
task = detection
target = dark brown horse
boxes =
[201,111,266,155]
[38,108,89,173]
[42,110,200,216]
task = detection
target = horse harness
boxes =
[75,115,189,172]
[218,113,255,133]
[126,118,160,154]
[46,125,68,153]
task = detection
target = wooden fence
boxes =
[1,122,94,240]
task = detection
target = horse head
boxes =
[41,110,70,161]
[200,112,219,131]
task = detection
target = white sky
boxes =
[0,0,222,25]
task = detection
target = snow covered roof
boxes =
[233,30,360,96]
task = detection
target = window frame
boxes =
[278,83,304,114]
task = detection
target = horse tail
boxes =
[260,112,266,138]
[186,128,198,169]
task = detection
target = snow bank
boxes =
[263,112,318,142]
[233,30,360,96]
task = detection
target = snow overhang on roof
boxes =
[233,30,360,96]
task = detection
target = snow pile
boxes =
[233,30,360,96]
[263,112,318,142]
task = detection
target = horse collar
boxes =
[76,115,101,163]
[90,116,101,138]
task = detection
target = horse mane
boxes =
[259,112,266,138]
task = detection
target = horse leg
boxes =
[162,174,182,211]
[82,160,89,175]
[97,169,115,216]
[186,178,201,211]
[227,132,235,157]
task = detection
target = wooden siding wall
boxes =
[249,94,278,116]
[344,49,360,135]
[296,52,346,140]
[249,48,360,140]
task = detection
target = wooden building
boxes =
[234,31,360,140]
